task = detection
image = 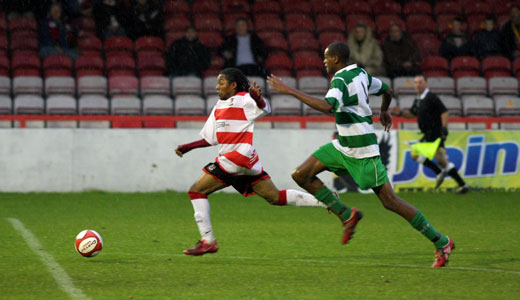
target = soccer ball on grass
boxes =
[75,230,103,257]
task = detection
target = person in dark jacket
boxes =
[439,18,474,60]
[474,16,503,59]
[92,0,127,39]
[38,2,79,59]
[393,75,468,194]
[219,17,268,77]
[381,23,421,78]
[166,26,210,77]
[500,5,520,60]
[127,0,163,39]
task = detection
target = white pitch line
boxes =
[7,218,91,300]
[108,252,520,275]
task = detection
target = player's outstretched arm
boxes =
[249,81,266,108]
[175,139,211,157]
[379,88,393,132]
[267,74,333,114]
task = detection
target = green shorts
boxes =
[313,142,389,190]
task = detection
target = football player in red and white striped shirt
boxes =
[175,68,325,256]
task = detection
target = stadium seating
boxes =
[0,55,9,76]
[482,57,512,79]
[403,1,432,16]
[143,95,174,115]
[0,76,10,95]
[163,0,190,16]
[457,77,487,96]
[111,95,141,115]
[78,95,109,114]
[427,77,455,95]
[462,96,495,116]
[369,95,397,115]
[253,1,281,14]
[265,53,293,73]
[413,34,441,59]
[164,15,191,32]
[407,15,437,35]
[78,36,102,56]
[206,95,219,114]
[289,32,320,52]
[270,94,302,115]
[439,96,462,116]
[255,14,284,33]
[488,77,519,96]
[109,76,139,96]
[316,15,345,34]
[140,76,170,96]
[43,55,73,78]
[260,32,289,53]
[192,0,220,14]
[281,1,311,14]
[14,95,44,114]
[450,57,481,80]
[421,56,449,77]
[298,76,329,95]
[78,76,107,96]
[45,77,75,96]
[0,95,11,114]
[345,14,376,32]
[494,96,520,116]
[75,55,104,78]
[267,76,296,95]
[172,76,202,96]
[174,95,206,115]
[293,51,323,71]
[106,55,135,77]
[194,13,223,32]
[372,1,401,16]
[137,55,166,77]
[434,2,462,15]
[46,95,77,114]
[135,36,164,54]
[285,14,315,33]
[248,76,266,92]
[341,0,371,16]
[393,77,416,96]
[13,76,42,96]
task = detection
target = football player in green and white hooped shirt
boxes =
[267,42,455,268]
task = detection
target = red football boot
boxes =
[183,240,219,256]
[432,237,455,268]
[342,208,363,245]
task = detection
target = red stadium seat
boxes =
[513,58,520,76]
[192,0,220,14]
[482,57,512,79]
[289,33,320,52]
[434,2,462,15]
[373,1,401,16]
[265,53,292,71]
[164,14,191,32]
[413,34,440,58]
[198,31,223,50]
[285,14,315,33]
[310,0,342,16]
[315,14,345,33]
[345,15,376,32]
[78,36,102,55]
[376,15,406,37]
[194,13,223,32]
[43,55,73,77]
[293,51,323,71]
[254,14,284,33]
[437,14,465,38]
[163,0,190,16]
[221,0,251,14]
[341,0,371,16]
[0,15,6,32]
[464,2,490,16]
[295,69,323,79]
[0,55,9,76]
[75,55,104,77]
[450,56,480,80]
[106,55,135,77]
[319,32,347,51]
[165,31,185,47]
[282,1,311,14]
[10,37,38,52]
[77,17,96,34]
[253,1,281,14]
[11,53,41,77]
[137,55,165,77]
[421,56,450,77]
[407,15,436,35]
[491,0,516,16]
[0,35,7,53]
[9,17,37,33]
[135,36,164,54]
[104,36,133,55]
[259,32,289,52]
[403,1,432,17]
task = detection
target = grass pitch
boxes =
[1,191,519,300]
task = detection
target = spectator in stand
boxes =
[439,18,474,60]
[166,26,210,77]
[219,17,268,77]
[474,16,503,59]
[93,0,127,39]
[38,2,79,59]
[381,23,421,78]
[347,23,385,76]
[127,0,163,39]
[2,0,37,20]
[500,5,520,60]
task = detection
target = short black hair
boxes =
[415,74,428,82]
[219,68,250,93]
[326,42,350,64]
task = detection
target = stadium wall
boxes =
[0,129,334,192]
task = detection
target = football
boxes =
[75,230,103,257]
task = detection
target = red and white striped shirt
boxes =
[200,92,271,175]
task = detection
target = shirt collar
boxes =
[335,64,357,75]
[418,88,429,100]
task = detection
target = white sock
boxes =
[417,155,427,164]
[190,198,215,243]
[285,189,327,207]
[446,162,455,172]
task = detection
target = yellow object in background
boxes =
[411,138,441,160]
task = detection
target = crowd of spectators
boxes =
[1,1,520,80]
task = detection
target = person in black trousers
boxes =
[393,75,469,194]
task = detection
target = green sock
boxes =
[314,186,352,221]
[409,211,449,249]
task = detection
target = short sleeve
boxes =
[199,107,218,145]
[324,78,346,112]
[243,93,271,121]
[367,77,389,96]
